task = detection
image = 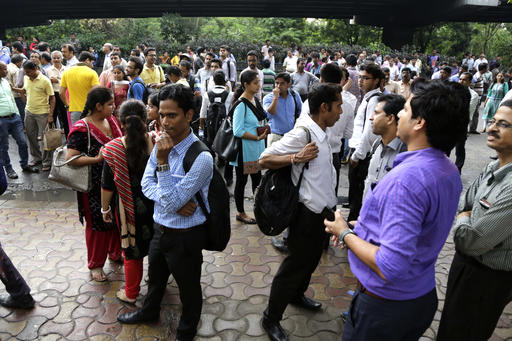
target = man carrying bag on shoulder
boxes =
[258,83,343,341]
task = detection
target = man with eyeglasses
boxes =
[140,47,166,90]
[437,100,512,341]
[347,63,383,221]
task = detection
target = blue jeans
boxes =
[0,114,29,169]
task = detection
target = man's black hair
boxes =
[275,72,291,83]
[131,49,140,57]
[37,42,49,52]
[210,58,222,67]
[61,44,75,55]
[401,67,411,74]
[144,47,156,56]
[166,65,181,77]
[382,67,390,73]
[297,57,306,65]
[213,70,227,86]
[128,56,144,75]
[320,63,342,84]
[378,94,406,122]
[158,84,195,114]
[311,52,320,59]
[359,63,384,82]
[10,54,23,65]
[220,45,230,52]
[460,72,473,80]
[110,52,121,59]
[478,63,488,72]
[40,52,51,63]
[339,66,349,81]
[308,83,342,115]
[78,51,96,62]
[247,50,258,59]
[262,59,271,69]
[442,66,452,74]
[409,80,468,154]
[346,54,357,67]
[12,42,23,53]
[206,52,215,59]
[179,60,192,71]
[22,60,37,70]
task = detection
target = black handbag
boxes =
[212,100,248,162]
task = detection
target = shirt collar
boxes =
[383,137,403,151]
[488,160,512,182]
[393,147,443,167]
[172,129,197,156]
[304,113,327,142]
[363,88,381,100]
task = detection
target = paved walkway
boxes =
[0,131,511,340]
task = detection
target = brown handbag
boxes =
[43,123,63,151]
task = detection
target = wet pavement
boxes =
[0,119,511,340]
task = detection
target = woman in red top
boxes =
[107,65,130,121]
[66,87,123,282]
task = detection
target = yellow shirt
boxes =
[140,65,165,85]
[170,55,180,66]
[23,73,54,114]
[60,64,99,112]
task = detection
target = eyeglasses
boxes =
[487,118,512,129]
[358,76,374,81]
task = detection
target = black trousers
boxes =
[142,223,206,340]
[234,151,261,213]
[264,203,327,322]
[0,242,32,301]
[347,150,371,221]
[469,99,481,132]
[343,288,437,341]
[448,134,467,173]
[53,92,70,137]
[332,152,341,197]
[437,252,512,341]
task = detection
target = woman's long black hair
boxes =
[119,99,149,177]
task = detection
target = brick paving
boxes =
[0,200,510,340]
[0,131,511,340]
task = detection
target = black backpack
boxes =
[183,140,231,251]
[129,78,153,104]
[206,90,229,146]
[253,126,311,236]
[290,90,300,120]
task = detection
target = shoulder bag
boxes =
[48,121,92,192]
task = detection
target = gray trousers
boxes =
[70,111,82,127]
[469,100,481,132]
[24,110,52,167]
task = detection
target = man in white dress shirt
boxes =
[259,82,342,341]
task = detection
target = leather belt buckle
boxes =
[356,280,385,300]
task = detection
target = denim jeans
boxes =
[0,114,29,169]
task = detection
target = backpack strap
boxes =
[291,90,300,119]
[183,140,211,218]
[220,90,229,103]
[363,92,382,128]
[207,90,215,104]
[295,126,311,187]
[129,79,145,99]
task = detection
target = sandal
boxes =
[41,166,51,172]
[90,268,107,282]
[109,256,124,264]
[116,288,136,304]
[236,215,257,224]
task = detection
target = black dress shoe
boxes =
[262,317,288,341]
[271,237,289,253]
[117,309,159,324]
[22,165,39,173]
[469,130,480,134]
[290,295,322,311]
[5,168,18,179]
[0,294,35,309]
[236,215,257,224]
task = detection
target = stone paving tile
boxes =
[0,205,510,341]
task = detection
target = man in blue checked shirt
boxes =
[117,84,213,341]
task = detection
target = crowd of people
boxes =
[0,34,511,341]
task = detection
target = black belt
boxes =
[157,223,203,234]
[356,280,387,300]
[0,114,16,119]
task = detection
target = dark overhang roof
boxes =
[2,0,512,30]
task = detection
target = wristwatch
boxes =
[156,164,170,172]
[339,227,357,248]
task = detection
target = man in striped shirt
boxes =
[437,100,512,341]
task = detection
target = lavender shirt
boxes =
[349,148,462,300]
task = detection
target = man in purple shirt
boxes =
[325,80,467,340]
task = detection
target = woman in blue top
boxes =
[231,70,268,224]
